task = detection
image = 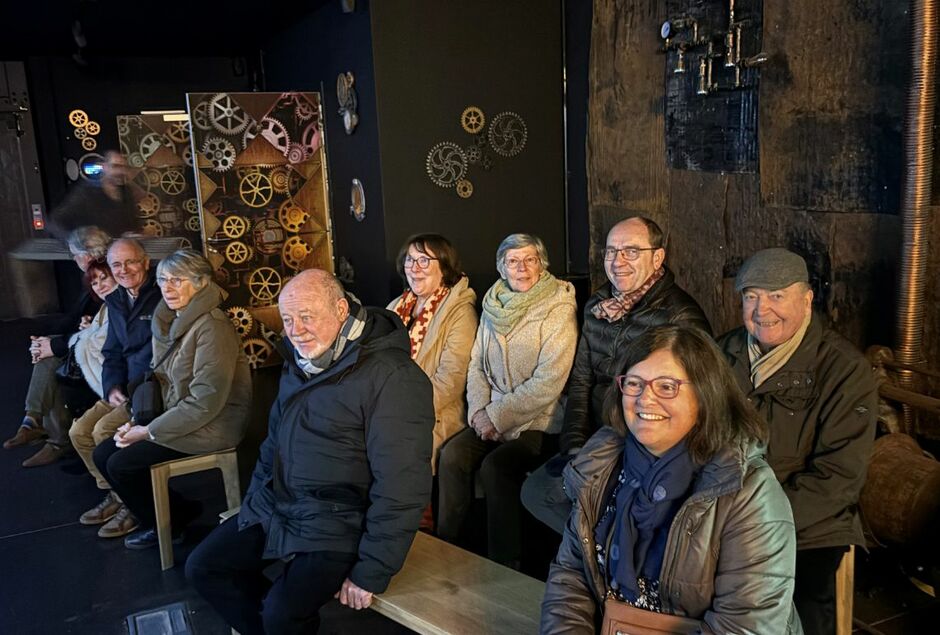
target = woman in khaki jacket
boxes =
[388,234,478,528]
[541,326,801,634]
[437,233,577,569]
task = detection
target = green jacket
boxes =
[541,427,802,634]
[718,317,877,550]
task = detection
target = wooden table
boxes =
[372,533,546,635]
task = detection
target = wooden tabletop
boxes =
[371,532,546,635]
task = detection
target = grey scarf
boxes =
[295,295,367,376]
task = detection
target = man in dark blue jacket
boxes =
[187,269,434,635]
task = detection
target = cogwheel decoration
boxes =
[208,93,250,135]
[202,136,237,173]
[183,198,199,214]
[282,236,311,271]
[239,172,274,208]
[73,127,87,140]
[165,121,190,144]
[295,99,316,122]
[84,121,100,136]
[248,267,282,303]
[127,153,145,168]
[252,218,285,254]
[465,145,482,165]
[269,167,292,194]
[241,119,260,150]
[139,132,167,160]
[225,241,253,265]
[143,169,162,188]
[456,179,474,199]
[222,215,250,239]
[487,111,527,157]
[192,101,212,131]
[258,321,282,347]
[227,306,254,337]
[185,215,201,232]
[160,170,186,195]
[82,137,97,151]
[182,146,193,167]
[242,338,274,370]
[141,219,164,237]
[178,238,193,250]
[260,117,291,155]
[301,122,322,156]
[286,143,307,165]
[278,200,309,233]
[481,154,493,171]
[137,193,160,217]
[426,142,467,188]
[68,110,88,127]
[461,107,486,134]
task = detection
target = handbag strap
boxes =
[148,312,213,375]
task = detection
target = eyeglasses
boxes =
[156,276,188,288]
[615,374,692,399]
[505,256,540,269]
[603,246,658,261]
[404,255,438,270]
[108,258,143,271]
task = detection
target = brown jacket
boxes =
[541,427,802,635]
[387,276,478,471]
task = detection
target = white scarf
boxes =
[747,313,812,388]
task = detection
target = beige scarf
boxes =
[747,313,812,388]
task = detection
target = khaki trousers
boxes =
[68,400,129,489]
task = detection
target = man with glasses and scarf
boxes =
[522,216,710,534]
[187,269,434,635]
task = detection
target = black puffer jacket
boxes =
[238,306,434,593]
[560,269,711,454]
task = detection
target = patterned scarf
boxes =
[482,272,558,336]
[592,267,665,323]
[747,312,812,388]
[391,285,452,359]
[294,295,366,376]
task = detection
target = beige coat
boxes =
[388,276,478,471]
[467,279,578,439]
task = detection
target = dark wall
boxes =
[262,0,387,305]
[564,0,593,276]
[370,0,567,302]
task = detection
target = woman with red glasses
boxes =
[541,325,802,634]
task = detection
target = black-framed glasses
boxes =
[615,374,692,399]
[603,246,658,261]
[404,255,438,270]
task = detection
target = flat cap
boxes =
[735,248,808,292]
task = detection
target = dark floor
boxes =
[1,314,939,634]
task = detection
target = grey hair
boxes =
[495,233,550,279]
[156,249,213,289]
[67,226,111,258]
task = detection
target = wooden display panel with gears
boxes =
[186,91,333,369]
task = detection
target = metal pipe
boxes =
[895,0,938,432]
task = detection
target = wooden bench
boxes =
[371,532,545,634]
[835,545,855,635]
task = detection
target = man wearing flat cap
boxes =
[718,248,877,635]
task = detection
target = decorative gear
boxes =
[260,117,291,155]
[137,193,160,217]
[286,143,307,165]
[160,169,187,195]
[487,111,527,157]
[227,306,254,337]
[119,140,130,156]
[117,117,130,137]
[465,145,482,165]
[269,167,292,194]
[202,136,237,173]
[165,121,190,144]
[182,146,193,167]
[192,101,212,131]
[239,172,274,208]
[241,118,260,150]
[456,179,474,199]
[242,338,274,370]
[461,107,486,134]
[295,99,316,122]
[474,134,488,148]
[141,219,164,237]
[81,137,97,151]
[178,238,193,250]
[225,241,252,265]
[128,153,145,168]
[84,121,100,136]
[73,127,87,140]
[301,122,322,156]
[144,169,162,188]
[425,142,467,188]
[248,267,282,303]
[208,93,250,135]
[185,215,201,232]
[222,215,250,239]
[281,236,311,271]
[68,110,88,127]
[258,321,281,346]
[139,132,165,159]
[183,198,199,214]
[278,200,309,233]
[252,217,285,254]
[481,154,493,171]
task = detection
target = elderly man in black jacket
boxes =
[719,248,877,635]
[187,269,434,635]
[522,216,710,533]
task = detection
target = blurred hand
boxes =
[78,315,93,331]
[30,336,53,362]
[115,424,148,448]
[108,388,128,407]
[334,578,373,610]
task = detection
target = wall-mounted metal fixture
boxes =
[350,178,365,221]
[675,44,688,73]
[336,72,359,135]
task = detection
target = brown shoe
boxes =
[80,491,123,526]
[3,425,46,450]
[98,505,139,538]
[22,443,71,468]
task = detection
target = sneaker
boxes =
[3,425,47,450]
[97,505,139,538]
[22,443,72,468]
[124,528,185,550]
[80,491,123,526]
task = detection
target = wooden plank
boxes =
[372,533,545,635]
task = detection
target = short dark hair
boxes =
[83,258,113,288]
[602,325,767,464]
[622,215,665,249]
[396,234,463,287]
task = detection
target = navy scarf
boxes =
[595,433,698,602]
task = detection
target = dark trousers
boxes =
[436,427,556,567]
[186,517,357,635]
[794,546,848,635]
[520,455,571,534]
[92,438,189,529]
